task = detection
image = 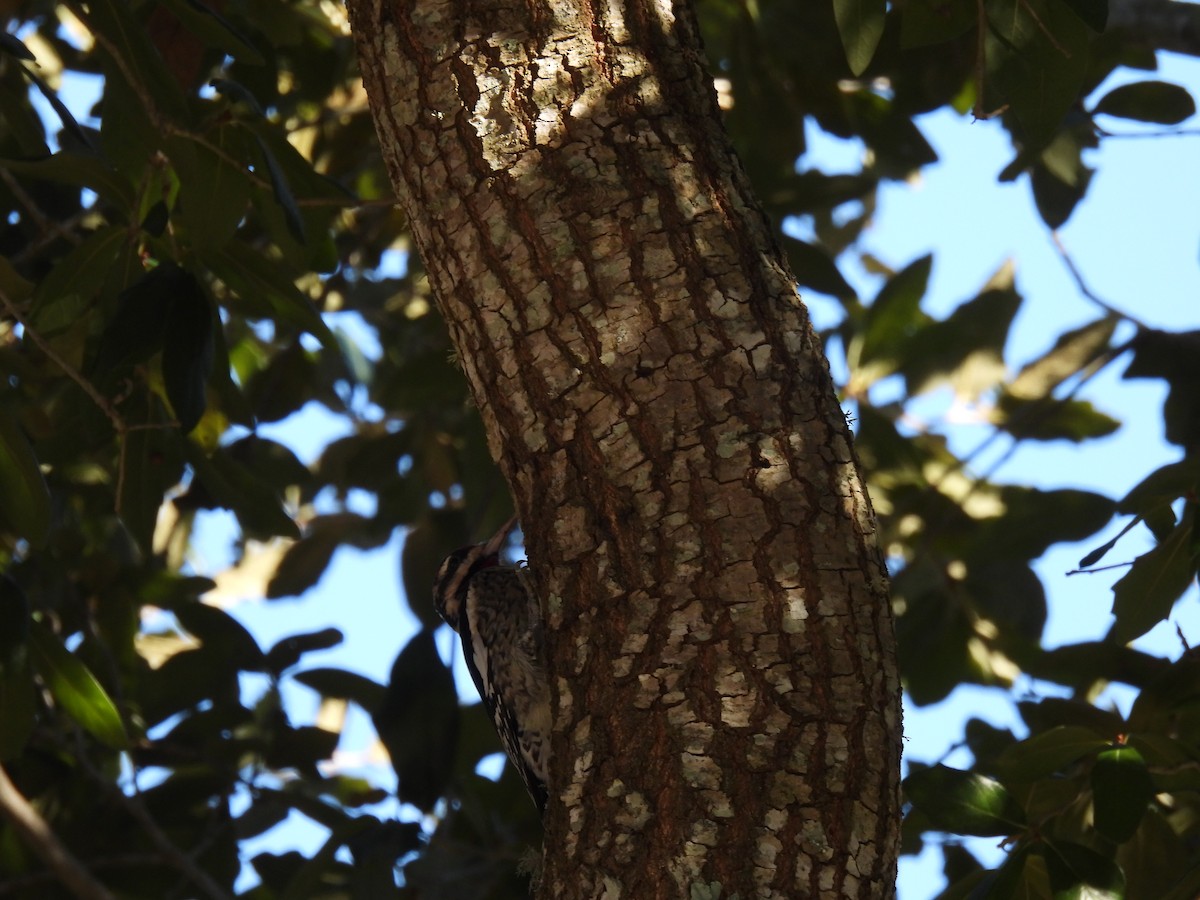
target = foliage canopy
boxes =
[0,0,1198,897]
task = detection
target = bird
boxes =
[432,515,550,813]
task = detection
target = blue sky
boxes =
[25,30,1200,898]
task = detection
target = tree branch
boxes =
[0,765,115,900]
[1109,0,1200,59]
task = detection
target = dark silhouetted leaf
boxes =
[1094,81,1195,125]
[265,628,343,675]
[162,270,215,434]
[174,603,265,671]
[374,630,458,811]
[1043,840,1125,899]
[0,405,51,547]
[1110,512,1197,644]
[294,668,386,714]
[1061,0,1107,31]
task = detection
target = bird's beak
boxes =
[482,514,520,558]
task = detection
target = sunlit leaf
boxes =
[28,622,128,749]
[903,765,1026,836]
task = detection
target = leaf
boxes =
[32,226,127,333]
[903,765,1027,836]
[185,443,301,540]
[900,0,975,49]
[0,32,36,61]
[1,152,133,210]
[174,603,265,671]
[90,262,179,375]
[1109,512,1198,644]
[293,667,386,714]
[1091,745,1152,843]
[161,271,215,434]
[853,254,933,381]
[1010,316,1117,399]
[374,630,459,811]
[1118,459,1200,517]
[1060,0,1107,32]
[985,0,1090,149]
[155,0,266,65]
[265,628,344,675]
[1042,840,1126,899]
[17,63,93,150]
[995,725,1110,780]
[28,621,128,749]
[902,265,1021,399]
[993,395,1120,442]
[834,0,886,76]
[0,404,51,547]
[117,408,182,556]
[253,134,305,244]
[786,238,855,299]
[204,242,335,346]
[170,127,253,251]
[267,532,340,599]
[1094,81,1196,125]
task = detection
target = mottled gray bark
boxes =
[347,0,901,896]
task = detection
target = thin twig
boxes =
[0,169,83,249]
[0,764,115,900]
[1051,232,1148,328]
[1066,560,1136,576]
[0,287,124,434]
[74,755,233,900]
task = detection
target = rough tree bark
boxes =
[347,0,901,896]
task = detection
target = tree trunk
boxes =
[347,0,901,895]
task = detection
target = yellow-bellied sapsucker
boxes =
[433,516,550,813]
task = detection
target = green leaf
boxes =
[986,0,1090,149]
[17,63,93,150]
[32,225,127,331]
[28,621,128,749]
[902,265,1021,399]
[996,725,1110,780]
[117,407,182,556]
[0,404,51,547]
[834,0,886,76]
[1010,316,1117,399]
[374,630,459,812]
[1042,840,1125,899]
[170,127,253,251]
[0,575,30,671]
[854,254,933,380]
[161,271,215,434]
[402,522,452,631]
[1094,81,1196,125]
[903,765,1027,836]
[1091,745,1152,843]
[203,242,335,346]
[993,395,1120,442]
[900,0,975,49]
[1110,511,1198,643]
